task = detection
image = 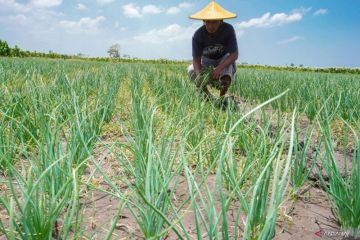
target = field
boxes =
[0,57,359,240]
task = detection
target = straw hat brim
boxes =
[189,1,237,20]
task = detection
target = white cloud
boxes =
[122,3,142,18]
[8,14,28,24]
[0,1,63,30]
[178,2,192,9]
[134,23,199,44]
[76,3,87,10]
[96,0,114,5]
[31,0,62,8]
[293,7,312,15]
[59,16,105,34]
[278,36,304,44]
[142,4,162,14]
[0,0,30,12]
[166,2,193,15]
[166,7,180,15]
[314,8,328,16]
[237,9,308,29]
[0,14,29,25]
[122,2,193,18]
[1,0,66,13]
[122,3,162,18]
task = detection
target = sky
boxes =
[1,0,360,67]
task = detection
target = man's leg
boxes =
[219,75,231,98]
[217,75,231,109]
[214,53,235,99]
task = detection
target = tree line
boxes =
[1,39,359,74]
[0,40,71,59]
[0,39,189,64]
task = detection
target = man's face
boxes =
[204,20,222,34]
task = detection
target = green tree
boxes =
[107,44,120,58]
[10,45,22,57]
[0,40,11,56]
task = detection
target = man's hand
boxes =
[212,51,238,80]
[212,67,223,80]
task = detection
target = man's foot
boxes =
[218,96,239,111]
[218,97,228,110]
[221,100,228,110]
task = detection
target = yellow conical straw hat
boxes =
[190,1,236,20]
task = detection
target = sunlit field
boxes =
[0,57,359,239]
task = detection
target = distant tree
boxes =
[107,44,120,58]
[299,64,303,68]
[290,63,295,67]
[23,50,31,57]
[11,45,22,57]
[0,40,11,56]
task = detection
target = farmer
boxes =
[188,1,238,108]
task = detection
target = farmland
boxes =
[0,57,359,239]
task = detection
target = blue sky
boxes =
[1,0,359,67]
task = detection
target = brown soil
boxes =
[77,172,340,239]
[73,101,356,240]
[1,98,358,240]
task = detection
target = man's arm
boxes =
[193,57,202,76]
[212,50,238,79]
[213,24,238,79]
[192,31,203,76]
[217,50,238,71]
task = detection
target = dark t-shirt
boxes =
[192,22,238,60]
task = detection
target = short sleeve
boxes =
[225,25,238,54]
[192,34,202,58]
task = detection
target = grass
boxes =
[232,68,360,120]
[290,121,318,195]
[0,57,359,239]
[316,115,360,237]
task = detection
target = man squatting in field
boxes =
[188,1,238,109]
